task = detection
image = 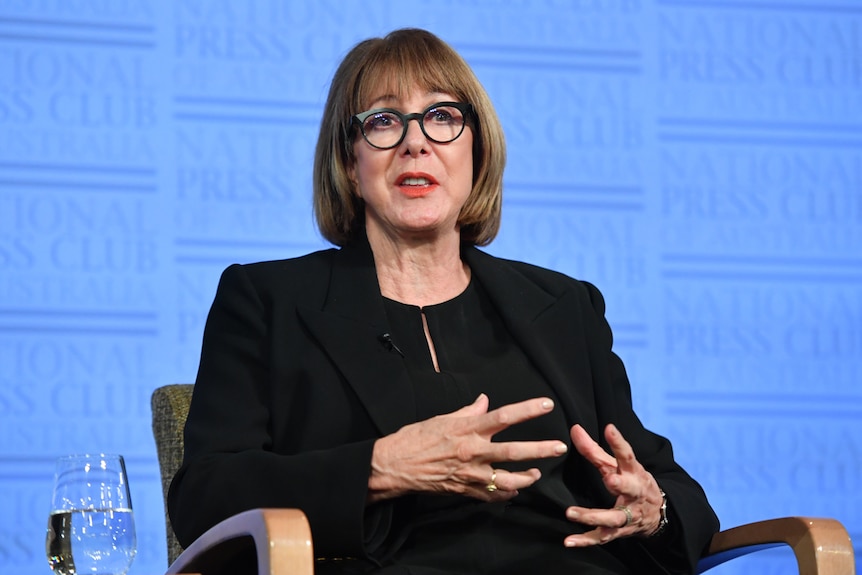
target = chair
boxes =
[151,384,856,575]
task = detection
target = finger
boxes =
[468,468,542,502]
[570,425,617,474]
[603,424,639,474]
[487,468,542,492]
[566,505,634,529]
[476,397,557,436]
[455,462,543,490]
[486,439,568,464]
[450,393,490,418]
[564,527,619,548]
[469,486,520,502]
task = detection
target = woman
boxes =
[168,28,719,574]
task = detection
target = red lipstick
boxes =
[395,172,438,198]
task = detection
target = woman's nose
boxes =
[400,118,428,155]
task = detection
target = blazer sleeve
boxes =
[581,281,720,574]
[167,263,390,559]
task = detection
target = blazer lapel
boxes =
[297,241,417,436]
[296,242,600,437]
[464,247,599,436]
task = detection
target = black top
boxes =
[382,278,576,523]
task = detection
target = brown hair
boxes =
[313,28,506,246]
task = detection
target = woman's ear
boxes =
[347,163,361,198]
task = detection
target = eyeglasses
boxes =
[351,101,472,150]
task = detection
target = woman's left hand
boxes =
[563,423,664,547]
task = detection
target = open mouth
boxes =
[396,173,438,197]
[399,176,433,186]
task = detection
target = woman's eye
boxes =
[366,113,399,130]
[427,108,460,124]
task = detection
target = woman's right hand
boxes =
[367,393,568,503]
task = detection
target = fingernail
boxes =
[567,509,579,519]
[555,443,568,454]
[564,539,576,548]
[542,399,554,409]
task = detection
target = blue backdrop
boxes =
[1,1,859,573]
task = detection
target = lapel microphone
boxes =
[378,333,405,357]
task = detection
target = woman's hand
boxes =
[368,394,568,502]
[564,423,664,546]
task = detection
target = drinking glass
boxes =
[46,454,137,575]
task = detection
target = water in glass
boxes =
[46,454,137,575]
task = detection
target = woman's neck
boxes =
[367,227,470,307]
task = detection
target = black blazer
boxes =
[168,240,719,573]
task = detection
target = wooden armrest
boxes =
[697,516,855,575]
[166,508,314,575]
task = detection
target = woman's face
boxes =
[349,87,474,244]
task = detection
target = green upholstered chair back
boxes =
[151,384,194,566]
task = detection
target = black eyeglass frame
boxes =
[350,101,474,150]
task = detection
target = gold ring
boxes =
[615,505,633,527]
[486,470,498,492]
